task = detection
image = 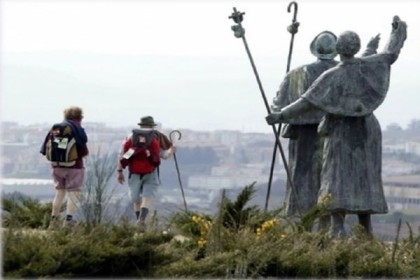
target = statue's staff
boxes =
[265,2,300,211]
[286,2,299,72]
[228,7,293,211]
[169,130,188,212]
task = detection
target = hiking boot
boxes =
[48,218,61,230]
[136,220,147,233]
[63,219,77,230]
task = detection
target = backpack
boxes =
[44,122,79,167]
[120,129,161,175]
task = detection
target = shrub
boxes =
[2,184,420,278]
[2,193,52,229]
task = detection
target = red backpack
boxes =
[120,129,160,175]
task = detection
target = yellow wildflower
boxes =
[256,219,278,238]
[197,237,207,248]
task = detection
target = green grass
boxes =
[2,183,420,278]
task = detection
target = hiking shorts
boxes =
[127,170,160,203]
[52,167,85,192]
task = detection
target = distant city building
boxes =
[2,121,420,213]
[384,142,420,155]
[383,175,420,210]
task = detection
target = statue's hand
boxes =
[271,104,281,112]
[392,15,407,31]
[266,112,284,125]
[391,15,407,41]
[392,15,401,30]
[231,25,245,38]
[367,34,381,50]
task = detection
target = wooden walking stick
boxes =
[265,1,300,212]
[228,7,294,211]
[169,130,188,212]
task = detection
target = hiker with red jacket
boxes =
[40,106,89,229]
[117,116,175,232]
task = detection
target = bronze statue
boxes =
[272,31,338,225]
[267,16,407,237]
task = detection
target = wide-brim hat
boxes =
[138,116,157,126]
[310,31,338,60]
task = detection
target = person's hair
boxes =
[336,31,361,57]
[63,106,84,121]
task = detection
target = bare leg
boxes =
[140,197,152,209]
[134,197,151,233]
[49,189,66,229]
[133,199,142,212]
[139,197,152,222]
[51,189,66,217]
[66,191,81,217]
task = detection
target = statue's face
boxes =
[336,31,361,57]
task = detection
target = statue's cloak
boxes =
[274,60,338,124]
[302,56,390,116]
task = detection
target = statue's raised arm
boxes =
[267,15,408,122]
[381,16,407,64]
[361,34,381,56]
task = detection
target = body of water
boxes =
[1,178,55,201]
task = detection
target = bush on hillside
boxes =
[2,184,420,278]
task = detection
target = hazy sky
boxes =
[1,0,419,133]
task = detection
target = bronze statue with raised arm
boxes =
[267,16,407,238]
